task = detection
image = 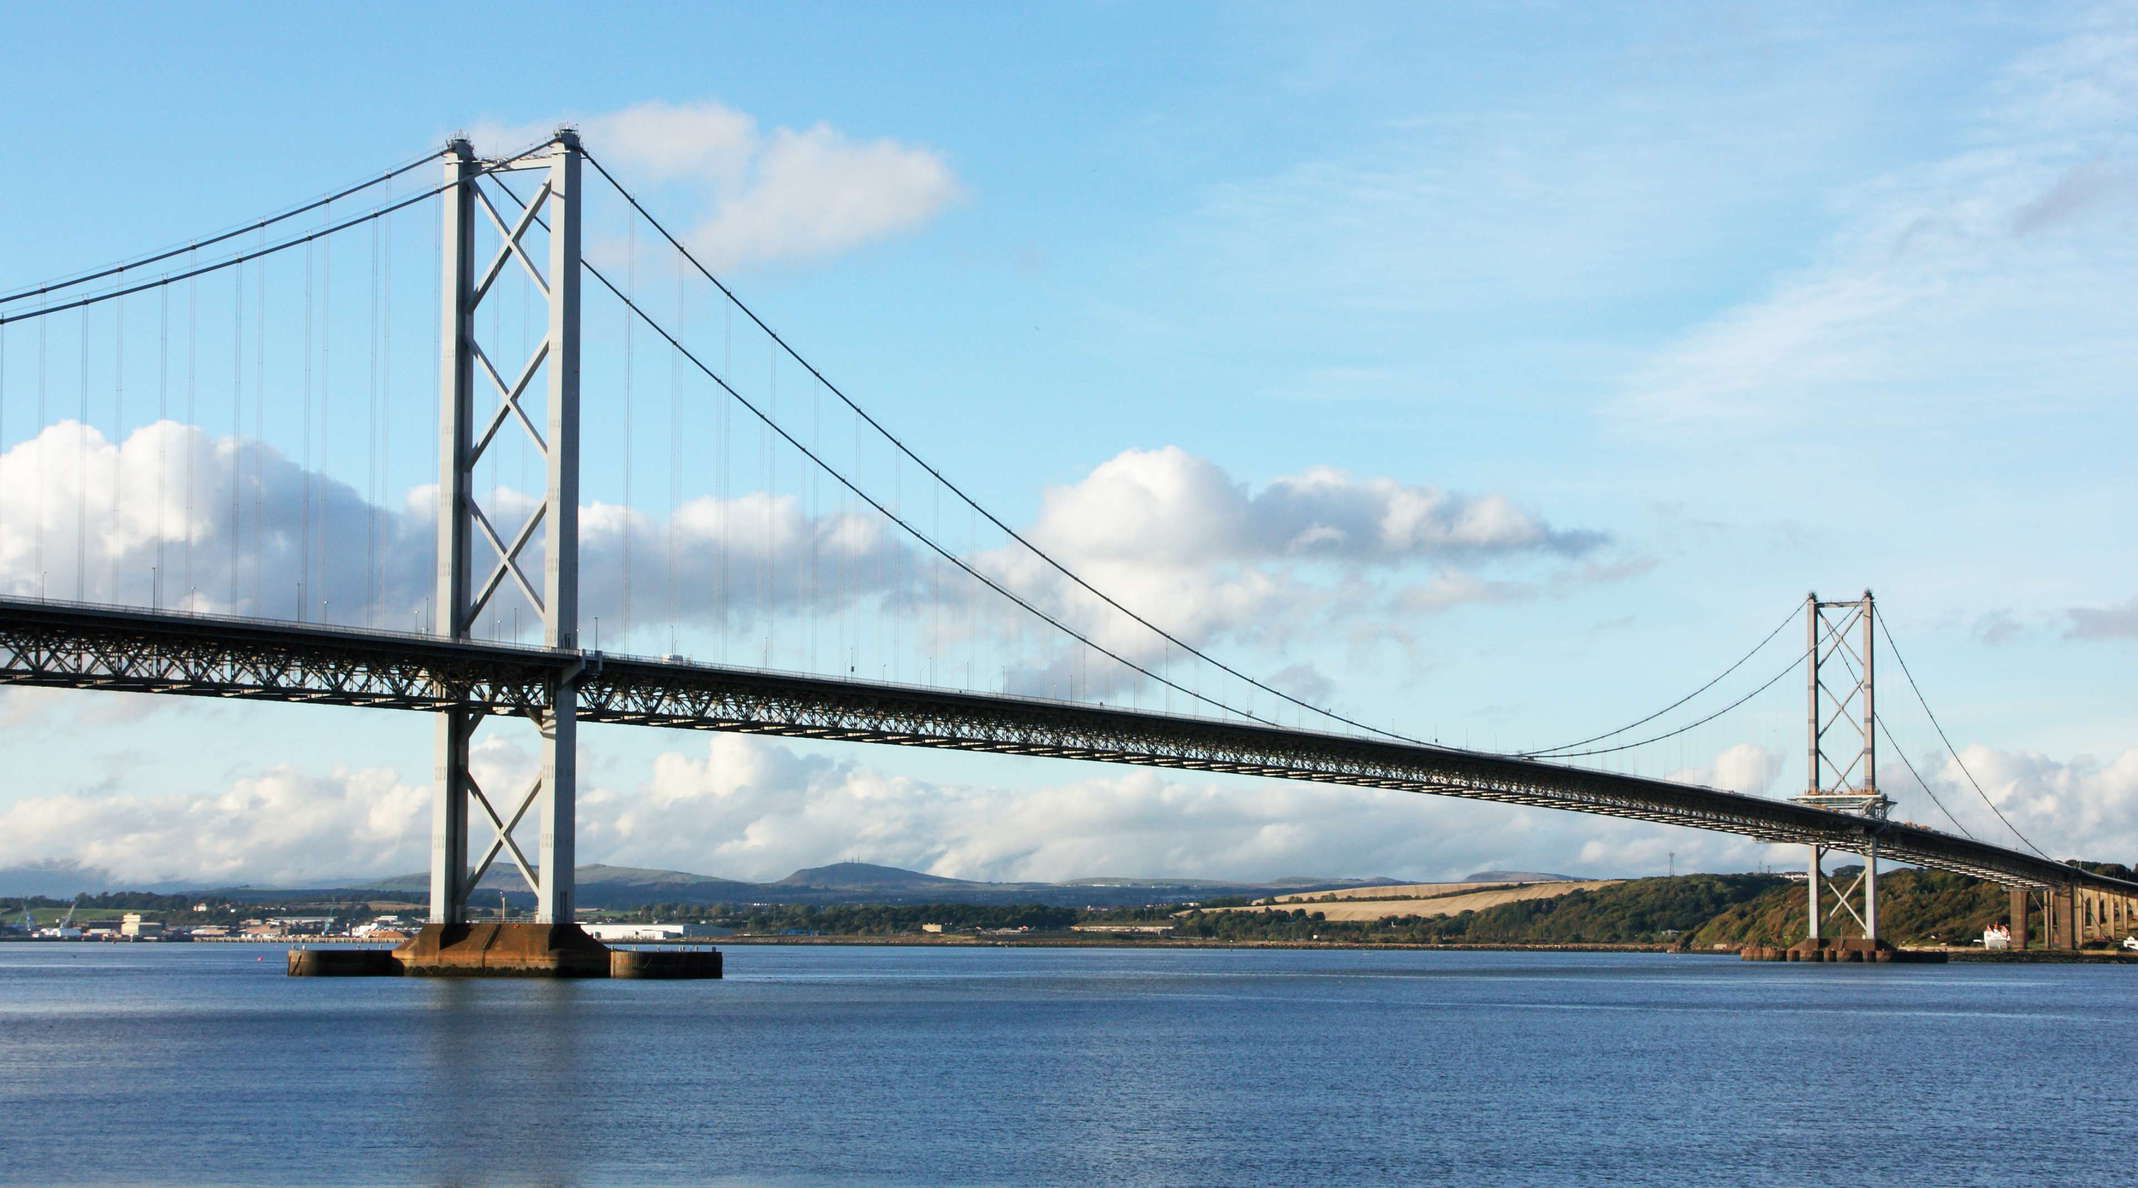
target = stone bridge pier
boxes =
[2006,884,2138,951]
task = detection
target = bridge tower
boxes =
[428,133,583,932]
[1793,591,1891,943]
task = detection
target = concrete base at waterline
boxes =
[395,922,613,977]
[287,948,403,977]
[1739,937,1946,964]
[286,923,722,979]
[609,947,726,979]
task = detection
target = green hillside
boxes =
[1685,862,2138,949]
[1683,868,2005,948]
[1171,866,2136,948]
[1174,874,1788,945]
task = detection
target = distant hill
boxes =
[1178,874,1789,945]
[55,860,1421,910]
[0,862,206,897]
[0,862,115,897]
[1463,870,1581,884]
[329,863,745,894]
[3,853,1495,911]
[778,862,972,891]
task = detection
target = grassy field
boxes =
[16,907,133,926]
[1204,880,1624,922]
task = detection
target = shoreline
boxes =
[10,934,2133,963]
[678,936,2138,962]
[714,935,1689,953]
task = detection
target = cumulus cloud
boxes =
[0,421,912,636]
[0,423,1607,699]
[1669,743,1783,798]
[18,729,2045,888]
[956,445,1611,695]
[0,764,429,887]
[0,419,426,618]
[468,100,963,270]
[1022,446,1596,564]
[574,740,1813,888]
[589,736,1461,883]
[1913,744,2138,860]
[416,734,1811,884]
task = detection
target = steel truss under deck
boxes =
[6,595,2131,899]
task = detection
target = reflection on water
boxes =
[2,944,2135,1185]
[413,978,597,1184]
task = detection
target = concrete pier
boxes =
[287,948,402,976]
[2009,886,2031,950]
[1739,937,1945,963]
[288,922,721,979]
[395,922,613,977]
[610,947,727,979]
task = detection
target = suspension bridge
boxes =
[0,132,2131,975]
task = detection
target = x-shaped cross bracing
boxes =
[468,500,546,625]
[457,714,548,914]
[458,179,560,633]
[471,179,551,307]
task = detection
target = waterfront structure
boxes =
[579,923,723,942]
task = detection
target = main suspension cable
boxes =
[1541,650,1803,760]
[1873,712,1976,839]
[0,148,442,307]
[581,258,1291,729]
[0,140,562,329]
[467,161,1270,728]
[1519,603,1799,757]
[1873,606,2052,859]
[581,150,1429,746]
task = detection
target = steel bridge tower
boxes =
[1793,591,1891,943]
[431,134,582,927]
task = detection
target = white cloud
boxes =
[0,421,912,635]
[1024,446,1597,564]
[1,424,1606,705]
[1669,743,1783,798]
[956,445,1613,696]
[468,100,964,270]
[22,731,2109,890]
[0,764,428,887]
[577,736,1809,886]
[0,419,426,618]
[686,122,964,269]
[1916,744,2138,860]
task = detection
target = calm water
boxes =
[0,943,2129,1186]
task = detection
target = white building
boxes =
[580,922,723,942]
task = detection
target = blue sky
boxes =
[1,2,2134,889]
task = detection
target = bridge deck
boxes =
[3,596,2130,895]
